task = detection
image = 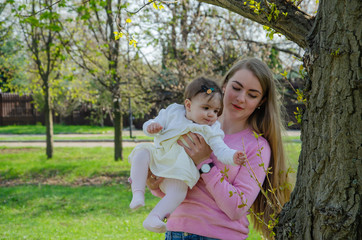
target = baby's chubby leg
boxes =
[129,149,150,210]
[143,178,188,233]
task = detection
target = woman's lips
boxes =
[232,104,244,110]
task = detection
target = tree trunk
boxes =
[276,0,361,239]
[44,83,53,159]
[113,98,123,161]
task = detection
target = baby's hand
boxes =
[233,151,246,165]
[147,122,163,134]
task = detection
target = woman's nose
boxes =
[236,91,246,103]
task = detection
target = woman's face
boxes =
[222,68,264,122]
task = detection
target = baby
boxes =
[128,77,245,233]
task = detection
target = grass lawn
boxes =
[0,135,152,142]
[0,124,152,141]
[0,141,301,239]
[0,147,134,183]
[0,124,115,135]
[1,184,162,240]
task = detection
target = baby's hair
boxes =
[184,77,223,116]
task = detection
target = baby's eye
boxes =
[214,110,219,114]
[203,107,209,110]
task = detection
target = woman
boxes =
[147,58,291,239]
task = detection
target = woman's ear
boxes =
[184,99,192,112]
[258,98,266,108]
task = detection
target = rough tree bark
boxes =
[276,1,361,239]
[198,0,361,239]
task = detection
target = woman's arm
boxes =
[202,143,270,220]
[179,133,271,220]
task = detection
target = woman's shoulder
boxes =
[246,128,269,145]
[225,128,270,151]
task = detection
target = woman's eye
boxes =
[232,86,240,91]
[249,94,257,98]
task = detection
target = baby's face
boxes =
[185,93,221,126]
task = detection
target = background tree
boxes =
[51,65,93,124]
[63,0,146,160]
[135,0,302,113]
[0,2,26,92]
[196,0,361,238]
[8,0,66,158]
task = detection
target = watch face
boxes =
[201,164,211,173]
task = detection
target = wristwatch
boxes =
[199,162,215,174]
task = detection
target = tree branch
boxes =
[197,0,314,48]
[205,12,302,58]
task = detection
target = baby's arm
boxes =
[208,136,238,165]
[142,107,169,136]
[204,123,244,166]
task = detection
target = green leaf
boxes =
[18,4,26,11]
[238,203,247,208]
[280,70,288,77]
[49,24,62,32]
[81,13,91,20]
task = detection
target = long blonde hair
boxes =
[223,58,291,238]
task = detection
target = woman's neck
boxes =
[218,115,249,134]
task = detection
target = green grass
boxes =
[0,124,153,141]
[0,142,301,239]
[0,124,115,134]
[0,147,134,182]
[0,135,152,141]
[0,184,163,240]
[0,185,263,240]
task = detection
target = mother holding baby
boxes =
[146,58,291,239]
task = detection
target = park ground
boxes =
[0,129,300,147]
[0,127,301,239]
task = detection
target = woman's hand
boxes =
[177,132,212,166]
[146,169,164,191]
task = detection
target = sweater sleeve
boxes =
[201,139,271,220]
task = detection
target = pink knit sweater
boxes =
[152,128,271,239]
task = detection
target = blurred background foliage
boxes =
[0,0,314,129]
